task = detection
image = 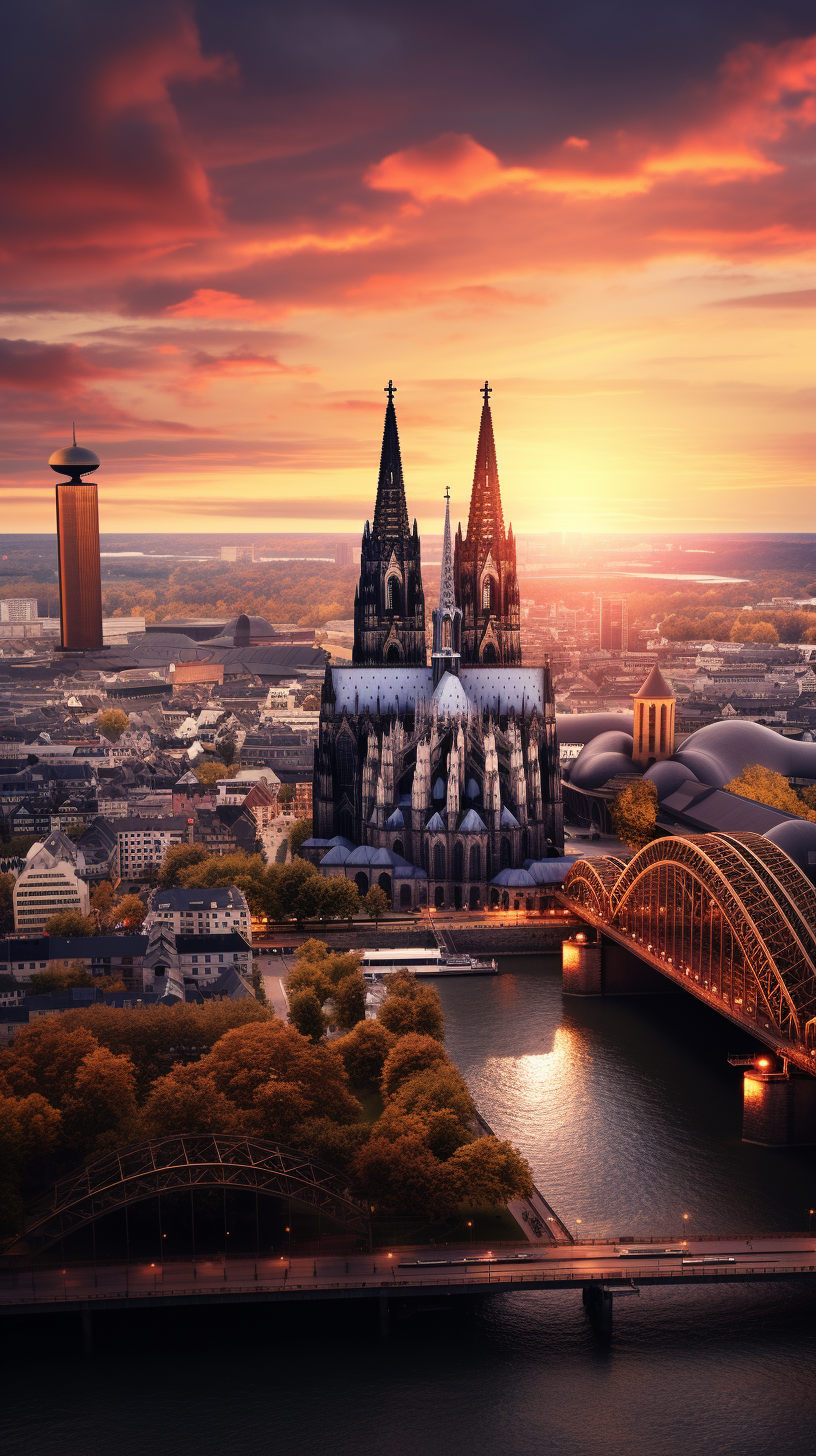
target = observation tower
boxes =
[49,428,103,652]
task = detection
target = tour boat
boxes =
[361,948,497,978]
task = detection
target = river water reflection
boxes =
[4,954,816,1456]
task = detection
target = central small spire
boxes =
[439,485,456,616]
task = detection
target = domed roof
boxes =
[49,438,100,478]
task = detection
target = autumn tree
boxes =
[61,1047,138,1155]
[0,1021,101,1103]
[0,1093,62,1234]
[378,973,445,1041]
[334,1020,396,1091]
[449,1137,534,1205]
[193,761,239,786]
[90,879,117,923]
[288,988,327,1041]
[363,884,389,924]
[390,1066,475,1124]
[321,878,360,919]
[350,1134,458,1219]
[289,816,313,858]
[381,1034,448,1099]
[157,843,211,887]
[96,708,129,743]
[332,972,367,1031]
[725,765,816,821]
[609,779,660,851]
[30,960,94,992]
[44,909,96,937]
[106,893,147,930]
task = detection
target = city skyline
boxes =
[0,3,813,535]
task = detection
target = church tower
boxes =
[431,487,462,686]
[353,381,426,665]
[454,383,521,664]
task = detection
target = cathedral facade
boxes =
[311,384,563,911]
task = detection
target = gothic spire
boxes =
[465,381,505,545]
[439,486,456,615]
[372,380,410,540]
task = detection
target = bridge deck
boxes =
[2,1237,814,1316]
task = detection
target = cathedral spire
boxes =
[439,486,456,616]
[372,380,410,540]
[466,381,505,545]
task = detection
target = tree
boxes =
[139,1068,249,1139]
[96,708,129,743]
[289,816,313,858]
[106,893,146,930]
[449,1137,534,1205]
[0,1021,100,1103]
[391,1065,475,1123]
[381,1034,449,1098]
[287,960,333,1004]
[725,765,816,821]
[61,1046,138,1154]
[332,972,367,1031]
[0,1093,62,1235]
[177,851,268,913]
[0,873,13,935]
[190,1020,359,1126]
[291,1116,370,1170]
[378,975,445,1041]
[748,621,779,644]
[278,784,295,806]
[609,780,660,852]
[288,988,327,1041]
[364,884,389,924]
[350,1134,458,1219]
[30,960,94,992]
[218,731,237,766]
[334,1020,396,1091]
[424,1109,472,1161]
[321,878,360,919]
[157,843,211,887]
[90,880,116,921]
[193,761,239,786]
[1,834,39,858]
[43,910,96,937]
[267,859,321,919]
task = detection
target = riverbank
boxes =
[255,918,582,956]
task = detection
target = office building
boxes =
[599,597,629,652]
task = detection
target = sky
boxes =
[1,0,813,538]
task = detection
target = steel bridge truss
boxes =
[565,832,816,1057]
[4,1135,371,1258]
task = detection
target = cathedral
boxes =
[310,382,563,910]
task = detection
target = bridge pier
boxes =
[742,1070,816,1145]
[582,1283,613,1338]
[563,935,677,997]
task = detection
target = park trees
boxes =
[106,893,147,930]
[363,884,389,925]
[331,972,367,1031]
[43,909,96,937]
[61,1047,138,1155]
[96,708,129,743]
[289,816,313,858]
[377,973,445,1041]
[380,1034,448,1098]
[725,765,816,820]
[449,1138,534,1204]
[334,1020,396,1091]
[30,960,94,992]
[157,844,210,887]
[609,780,660,852]
[288,988,327,1041]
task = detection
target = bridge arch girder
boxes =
[4,1134,371,1259]
[609,834,816,1041]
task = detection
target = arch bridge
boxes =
[564,831,816,1074]
[3,1135,371,1259]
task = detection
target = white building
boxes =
[13,831,90,933]
[144,885,252,942]
[0,598,38,622]
[116,816,193,880]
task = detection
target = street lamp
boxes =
[682,1213,690,1243]
[467,1219,473,1246]
[809,1209,814,1234]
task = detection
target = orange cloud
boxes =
[166,289,275,320]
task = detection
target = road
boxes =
[2,1235,814,1313]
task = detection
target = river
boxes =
[4,954,816,1456]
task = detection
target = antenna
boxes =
[72,421,76,447]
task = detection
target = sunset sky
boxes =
[1,1,813,538]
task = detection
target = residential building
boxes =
[0,599,38,622]
[144,885,252,942]
[116,814,194,880]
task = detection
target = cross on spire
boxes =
[384,379,396,402]
[481,380,491,404]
